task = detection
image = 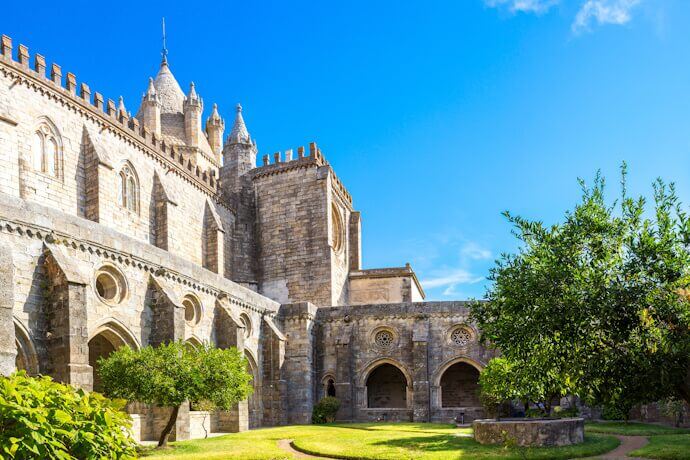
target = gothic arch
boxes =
[431,356,485,387]
[186,336,204,349]
[117,160,140,213]
[88,319,139,392]
[244,349,262,429]
[88,319,141,350]
[14,318,39,375]
[30,116,63,179]
[322,373,337,398]
[359,358,413,387]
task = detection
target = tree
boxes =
[97,341,253,447]
[471,167,690,416]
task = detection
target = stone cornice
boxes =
[0,196,278,316]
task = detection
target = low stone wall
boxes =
[473,418,584,447]
[189,411,211,440]
[357,408,413,422]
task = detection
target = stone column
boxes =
[261,315,287,426]
[335,321,354,421]
[0,241,16,376]
[213,296,248,432]
[149,275,189,441]
[43,244,92,390]
[412,315,431,422]
[281,302,317,424]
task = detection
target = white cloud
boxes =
[485,0,560,14]
[421,269,485,289]
[461,242,493,261]
[572,0,641,33]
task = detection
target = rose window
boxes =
[450,327,472,347]
[374,330,394,348]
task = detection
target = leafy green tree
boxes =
[98,341,253,447]
[0,371,136,459]
[471,167,690,416]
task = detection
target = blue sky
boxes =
[3,0,690,300]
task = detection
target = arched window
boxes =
[31,121,61,178]
[118,163,139,213]
[327,379,336,397]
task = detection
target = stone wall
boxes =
[252,148,355,307]
[313,302,496,424]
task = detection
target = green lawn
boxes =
[142,423,618,460]
[585,421,690,436]
[629,434,690,459]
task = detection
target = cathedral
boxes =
[0,34,494,441]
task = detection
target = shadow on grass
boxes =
[372,434,473,453]
[324,422,458,435]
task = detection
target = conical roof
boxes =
[229,103,250,143]
[153,60,185,114]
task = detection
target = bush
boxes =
[0,371,137,459]
[553,406,579,418]
[602,404,627,421]
[312,396,340,424]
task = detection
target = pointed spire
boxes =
[228,103,250,144]
[118,96,127,115]
[207,103,223,124]
[146,77,156,97]
[161,17,168,65]
[188,82,198,100]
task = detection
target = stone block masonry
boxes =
[0,31,496,437]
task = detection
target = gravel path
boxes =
[581,435,649,459]
[277,439,333,459]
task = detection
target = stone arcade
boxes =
[0,34,495,441]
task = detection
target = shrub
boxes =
[0,371,137,459]
[312,396,340,424]
[602,404,627,421]
[99,341,253,447]
[553,405,579,418]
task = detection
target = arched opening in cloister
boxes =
[366,363,408,408]
[440,362,481,408]
[245,350,261,429]
[14,320,39,375]
[88,322,138,393]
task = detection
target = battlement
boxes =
[253,142,353,205]
[0,34,219,195]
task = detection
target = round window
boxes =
[94,265,127,305]
[450,326,472,347]
[183,295,202,326]
[374,330,394,348]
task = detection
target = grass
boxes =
[629,434,690,459]
[142,423,619,460]
[585,421,690,436]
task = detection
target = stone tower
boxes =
[220,104,259,287]
[139,77,161,136]
[206,103,224,158]
[183,82,203,148]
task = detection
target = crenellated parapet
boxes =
[0,34,219,196]
[253,142,353,206]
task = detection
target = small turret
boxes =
[139,77,161,136]
[221,103,257,194]
[183,82,203,147]
[117,96,128,121]
[206,103,224,158]
[227,103,252,145]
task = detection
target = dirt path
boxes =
[277,439,333,459]
[582,435,649,459]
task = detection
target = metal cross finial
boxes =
[161,17,168,64]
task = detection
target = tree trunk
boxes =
[158,405,180,448]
